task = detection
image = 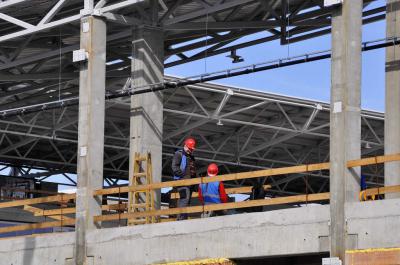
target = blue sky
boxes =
[166,2,387,112]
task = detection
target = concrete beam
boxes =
[129,25,164,208]
[75,16,106,265]
[330,0,363,262]
[385,0,400,199]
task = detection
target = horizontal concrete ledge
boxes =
[0,199,399,265]
[86,205,331,265]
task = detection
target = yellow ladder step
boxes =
[132,172,147,178]
[133,189,151,193]
[129,203,147,208]
[135,155,148,162]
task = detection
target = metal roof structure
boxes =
[0,78,385,196]
[0,0,387,196]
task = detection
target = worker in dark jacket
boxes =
[172,138,197,220]
[198,163,228,217]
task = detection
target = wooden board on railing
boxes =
[94,154,400,197]
[0,219,75,234]
[94,192,330,222]
[347,153,400,168]
[93,162,330,196]
[0,193,76,209]
[32,207,76,216]
[31,203,130,216]
[23,205,74,221]
[364,185,400,197]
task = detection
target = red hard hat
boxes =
[184,138,196,150]
[207,163,218,177]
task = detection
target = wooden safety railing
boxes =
[347,153,400,201]
[0,193,76,234]
[93,153,400,223]
[30,185,272,217]
[94,193,331,222]
[93,162,331,196]
[0,153,398,236]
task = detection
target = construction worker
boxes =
[171,137,197,220]
[198,163,228,217]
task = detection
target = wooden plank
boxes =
[346,248,400,265]
[46,215,74,222]
[94,153,400,196]
[93,161,331,196]
[31,203,136,216]
[0,193,75,209]
[33,207,76,216]
[94,192,330,222]
[171,185,271,199]
[0,219,75,234]
[364,185,400,197]
[102,203,128,211]
[23,205,74,221]
[347,153,400,168]
[23,205,42,213]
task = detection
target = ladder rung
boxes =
[132,172,147,177]
[131,190,149,193]
[130,203,147,208]
[135,155,147,162]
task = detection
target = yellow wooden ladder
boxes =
[128,152,155,225]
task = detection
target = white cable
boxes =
[204,12,209,73]
[58,27,62,102]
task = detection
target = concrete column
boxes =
[129,26,164,208]
[385,0,400,199]
[330,0,363,262]
[74,16,106,265]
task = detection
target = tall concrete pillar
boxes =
[129,26,164,208]
[329,0,363,262]
[74,16,106,265]
[385,0,400,199]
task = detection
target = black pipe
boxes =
[1,38,399,119]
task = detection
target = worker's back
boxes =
[200,182,221,204]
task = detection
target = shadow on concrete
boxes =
[22,236,35,265]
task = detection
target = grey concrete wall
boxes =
[346,199,400,249]
[0,200,399,265]
[0,232,74,265]
[86,205,330,265]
